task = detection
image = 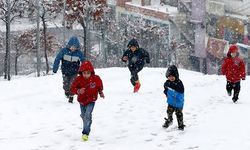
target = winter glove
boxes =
[242,77,246,80]
[122,56,128,62]
[53,70,57,73]
[99,91,105,99]
[77,88,85,95]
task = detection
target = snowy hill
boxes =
[0,68,250,150]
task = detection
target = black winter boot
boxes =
[178,124,185,130]
[163,118,173,128]
[68,96,74,103]
[232,92,239,103]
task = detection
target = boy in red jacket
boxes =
[70,61,104,141]
[221,45,246,103]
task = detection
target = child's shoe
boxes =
[134,82,141,93]
[232,97,238,103]
[178,125,185,131]
[162,118,173,128]
[68,96,73,103]
[82,134,88,141]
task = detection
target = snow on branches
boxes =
[63,0,108,29]
[0,0,27,22]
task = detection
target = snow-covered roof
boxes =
[125,2,178,15]
[237,43,250,49]
[0,19,64,32]
[225,13,249,21]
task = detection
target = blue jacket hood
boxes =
[67,37,81,50]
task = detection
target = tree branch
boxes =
[0,7,7,12]
[0,17,6,23]
[10,14,21,22]
[10,0,17,12]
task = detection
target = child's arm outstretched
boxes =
[163,81,169,98]
[221,58,228,75]
[70,77,81,95]
[240,60,246,80]
[122,50,129,62]
[96,76,104,99]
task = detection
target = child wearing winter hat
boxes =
[122,38,150,93]
[70,61,104,141]
[221,45,246,103]
[163,65,185,130]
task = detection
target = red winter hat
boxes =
[228,45,238,54]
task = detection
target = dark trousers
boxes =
[63,74,77,97]
[129,65,143,86]
[226,81,241,101]
[166,105,184,127]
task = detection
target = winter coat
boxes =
[164,65,185,109]
[122,39,150,69]
[221,45,246,83]
[53,37,84,76]
[221,56,246,83]
[70,61,103,106]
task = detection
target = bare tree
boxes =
[61,0,108,59]
[12,31,35,75]
[12,29,61,75]
[27,0,62,74]
[0,0,27,80]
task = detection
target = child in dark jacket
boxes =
[163,65,185,130]
[122,38,150,93]
[221,45,246,103]
[70,61,104,141]
[53,36,84,103]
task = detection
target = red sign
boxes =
[206,37,228,59]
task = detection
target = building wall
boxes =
[107,0,116,5]
[210,0,250,15]
[132,0,142,5]
[117,0,132,7]
[125,3,170,20]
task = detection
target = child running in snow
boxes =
[221,45,246,103]
[122,38,150,93]
[53,36,84,103]
[163,65,185,130]
[70,61,104,141]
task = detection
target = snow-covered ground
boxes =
[0,68,250,150]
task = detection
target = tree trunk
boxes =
[4,28,8,79]
[41,15,49,74]
[83,24,88,59]
[36,0,41,77]
[63,0,66,46]
[101,27,106,67]
[81,7,91,60]
[4,0,11,80]
[14,45,19,75]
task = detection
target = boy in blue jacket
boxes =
[122,39,150,93]
[53,36,84,103]
[163,65,185,130]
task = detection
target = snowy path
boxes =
[0,68,250,150]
